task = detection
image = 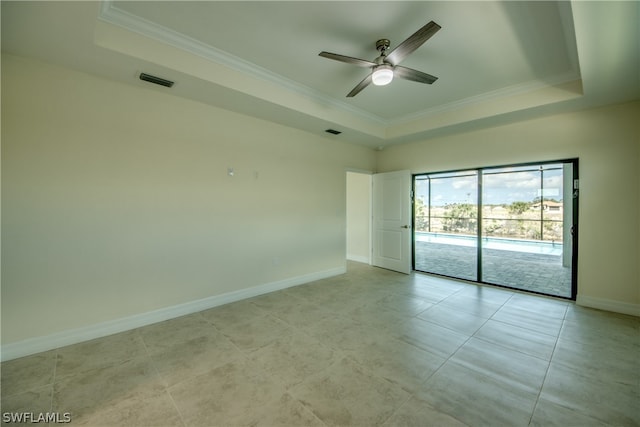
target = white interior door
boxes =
[372,170,412,274]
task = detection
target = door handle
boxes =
[401,225,410,229]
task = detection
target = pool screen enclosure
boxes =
[413,160,578,299]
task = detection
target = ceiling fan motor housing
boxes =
[376,39,391,54]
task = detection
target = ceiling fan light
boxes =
[372,65,393,86]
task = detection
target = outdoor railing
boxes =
[415,215,563,243]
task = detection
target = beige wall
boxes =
[377,101,640,310]
[1,54,376,345]
[2,52,638,350]
[346,172,371,263]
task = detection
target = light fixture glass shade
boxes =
[372,65,393,86]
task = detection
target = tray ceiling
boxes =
[2,1,638,148]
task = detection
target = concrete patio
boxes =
[414,241,572,298]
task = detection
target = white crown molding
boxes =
[96,0,584,142]
[389,70,583,127]
[97,0,386,126]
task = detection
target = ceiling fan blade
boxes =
[347,74,373,97]
[319,51,377,68]
[394,66,438,84]
[385,21,441,66]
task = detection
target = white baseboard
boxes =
[576,295,640,317]
[347,254,370,264]
[1,266,346,362]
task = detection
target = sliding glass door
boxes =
[480,163,572,297]
[413,160,577,299]
[414,171,478,281]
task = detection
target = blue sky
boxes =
[415,167,564,206]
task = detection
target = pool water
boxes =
[415,232,563,256]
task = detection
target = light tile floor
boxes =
[2,262,638,426]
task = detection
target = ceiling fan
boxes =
[319,21,441,97]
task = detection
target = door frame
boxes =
[346,170,373,265]
[411,158,579,300]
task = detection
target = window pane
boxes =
[414,173,477,281]
[542,168,564,242]
[482,170,540,240]
[481,166,570,297]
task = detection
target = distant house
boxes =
[531,201,563,212]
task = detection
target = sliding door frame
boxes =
[412,158,579,300]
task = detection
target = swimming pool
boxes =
[415,232,563,256]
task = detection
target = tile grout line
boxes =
[136,329,189,427]
[49,348,59,414]
[377,390,415,427]
[384,287,513,427]
[445,289,516,362]
[526,302,568,426]
[261,279,431,427]
[397,287,516,398]
[258,297,392,427]
[458,286,568,363]
[198,294,348,413]
[422,290,557,427]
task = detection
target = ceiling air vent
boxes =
[139,73,174,88]
[325,129,342,135]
